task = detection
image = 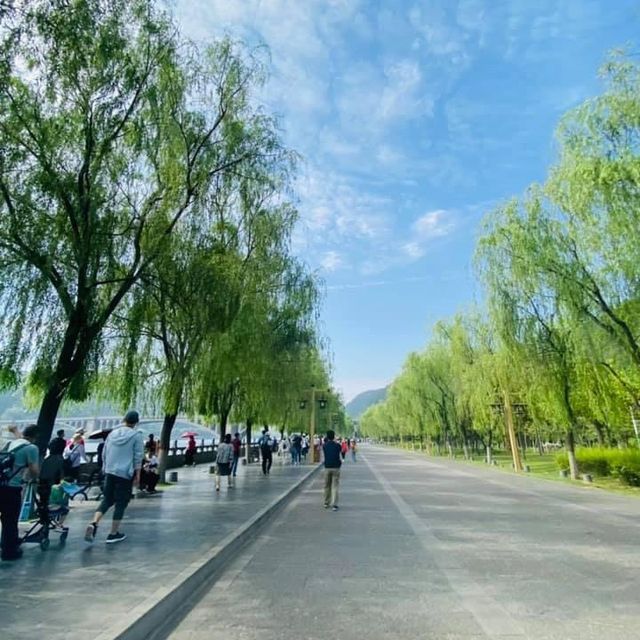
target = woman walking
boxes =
[215,434,234,491]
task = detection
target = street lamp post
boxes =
[299,386,328,463]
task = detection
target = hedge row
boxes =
[555,448,640,486]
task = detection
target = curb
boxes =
[95,464,322,640]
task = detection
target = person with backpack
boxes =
[0,424,40,561]
[322,430,342,511]
[84,410,143,545]
[291,434,302,465]
[259,429,273,476]
[215,433,234,491]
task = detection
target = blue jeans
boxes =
[231,454,239,476]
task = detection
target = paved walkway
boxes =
[170,445,640,640]
[1,457,310,640]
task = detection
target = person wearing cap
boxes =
[1,424,39,561]
[84,410,143,545]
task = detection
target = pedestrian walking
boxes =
[0,424,39,561]
[231,432,242,477]
[84,410,143,545]
[301,434,309,462]
[322,430,342,511]
[340,438,348,460]
[184,435,197,466]
[215,434,234,491]
[350,439,357,463]
[291,434,302,465]
[259,429,273,475]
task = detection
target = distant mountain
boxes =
[345,387,387,419]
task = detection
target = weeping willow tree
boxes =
[0,1,281,451]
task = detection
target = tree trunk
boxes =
[245,418,253,463]
[219,408,230,439]
[36,382,66,454]
[566,427,579,480]
[486,444,493,465]
[593,420,607,447]
[35,320,93,452]
[158,413,178,482]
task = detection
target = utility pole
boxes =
[504,390,523,472]
[309,386,316,463]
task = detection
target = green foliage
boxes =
[0,1,330,448]
[364,52,640,466]
[555,447,640,485]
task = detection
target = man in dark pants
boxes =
[322,430,342,511]
[231,432,242,477]
[1,424,40,561]
[85,410,143,545]
[259,429,273,475]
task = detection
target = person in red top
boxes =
[184,435,197,467]
[231,432,242,477]
[340,438,348,460]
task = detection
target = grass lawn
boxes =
[393,444,640,497]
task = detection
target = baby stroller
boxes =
[21,455,70,551]
[20,479,69,550]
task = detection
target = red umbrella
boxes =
[179,431,198,438]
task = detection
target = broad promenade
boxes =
[1,459,313,640]
[170,446,640,640]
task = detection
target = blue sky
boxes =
[173,0,639,402]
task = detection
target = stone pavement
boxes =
[169,445,640,640]
[1,457,312,640]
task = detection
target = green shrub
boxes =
[609,450,640,486]
[555,452,569,471]
[575,448,611,476]
[555,447,640,485]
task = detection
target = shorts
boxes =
[217,462,231,476]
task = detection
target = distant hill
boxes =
[345,387,387,419]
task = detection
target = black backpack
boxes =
[0,443,29,486]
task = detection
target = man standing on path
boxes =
[291,433,302,465]
[322,430,342,511]
[259,428,273,476]
[85,410,143,545]
[230,432,241,477]
[0,424,39,561]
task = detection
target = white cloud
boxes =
[320,250,346,272]
[413,209,454,239]
[402,242,426,259]
[296,168,391,243]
